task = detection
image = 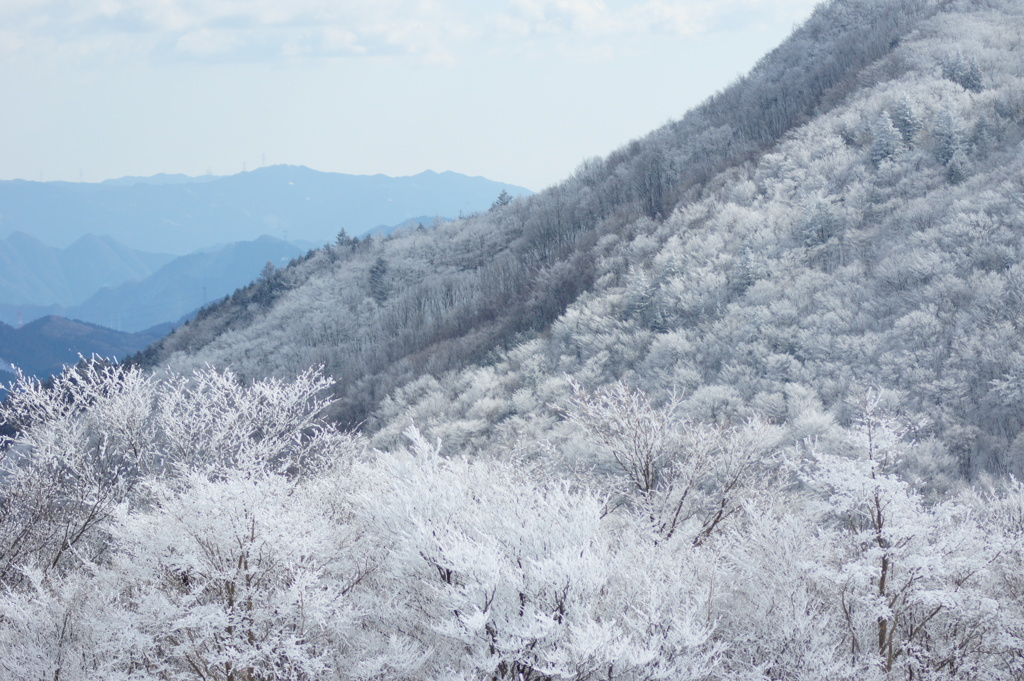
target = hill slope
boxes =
[144,0,1024,476]
[144,0,935,412]
[0,316,165,379]
[368,0,1024,478]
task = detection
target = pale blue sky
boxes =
[0,0,821,191]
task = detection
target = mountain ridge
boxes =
[0,231,174,309]
[0,315,166,379]
[62,235,304,332]
[0,166,533,254]
[143,0,942,437]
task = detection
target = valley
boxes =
[0,168,530,376]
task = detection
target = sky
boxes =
[0,0,822,192]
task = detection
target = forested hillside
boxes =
[9,0,1024,679]
[147,0,933,429]
[147,0,1024,477]
[368,0,1024,479]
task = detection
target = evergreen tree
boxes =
[942,51,984,93]
[934,106,963,166]
[369,256,389,304]
[871,111,903,167]
[335,228,357,250]
[490,189,514,211]
[947,147,969,184]
[890,98,921,145]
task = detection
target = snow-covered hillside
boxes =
[152,0,1024,477]
[7,0,1024,678]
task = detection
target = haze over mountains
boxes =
[0,232,173,309]
[63,236,303,332]
[2,235,303,333]
[0,167,530,368]
[0,165,533,254]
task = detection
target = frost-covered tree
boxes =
[871,112,904,167]
[890,98,922,145]
[566,382,780,544]
[933,105,963,167]
[942,51,984,93]
[335,228,357,250]
[490,189,514,212]
[349,426,720,681]
[0,361,156,585]
[805,396,1003,678]
[0,364,363,680]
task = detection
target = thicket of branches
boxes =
[2,363,1024,680]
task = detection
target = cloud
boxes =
[505,0,615,34]
[0,0,817,66]
[495,0,816,40]
[0,0,469,64]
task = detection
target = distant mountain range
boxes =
[0,316,165,384]
[0,232,174,308]
[0,166,530,376]
[0,166,533,255]
[0,236,303,378]
[63,235,304,332]
[0,235,303,331]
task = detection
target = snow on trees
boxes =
[2,365,1024,678]
[7,0,1024,677]
[564,380,780,544]
[0,361,157,585]
[871,112,904,167]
